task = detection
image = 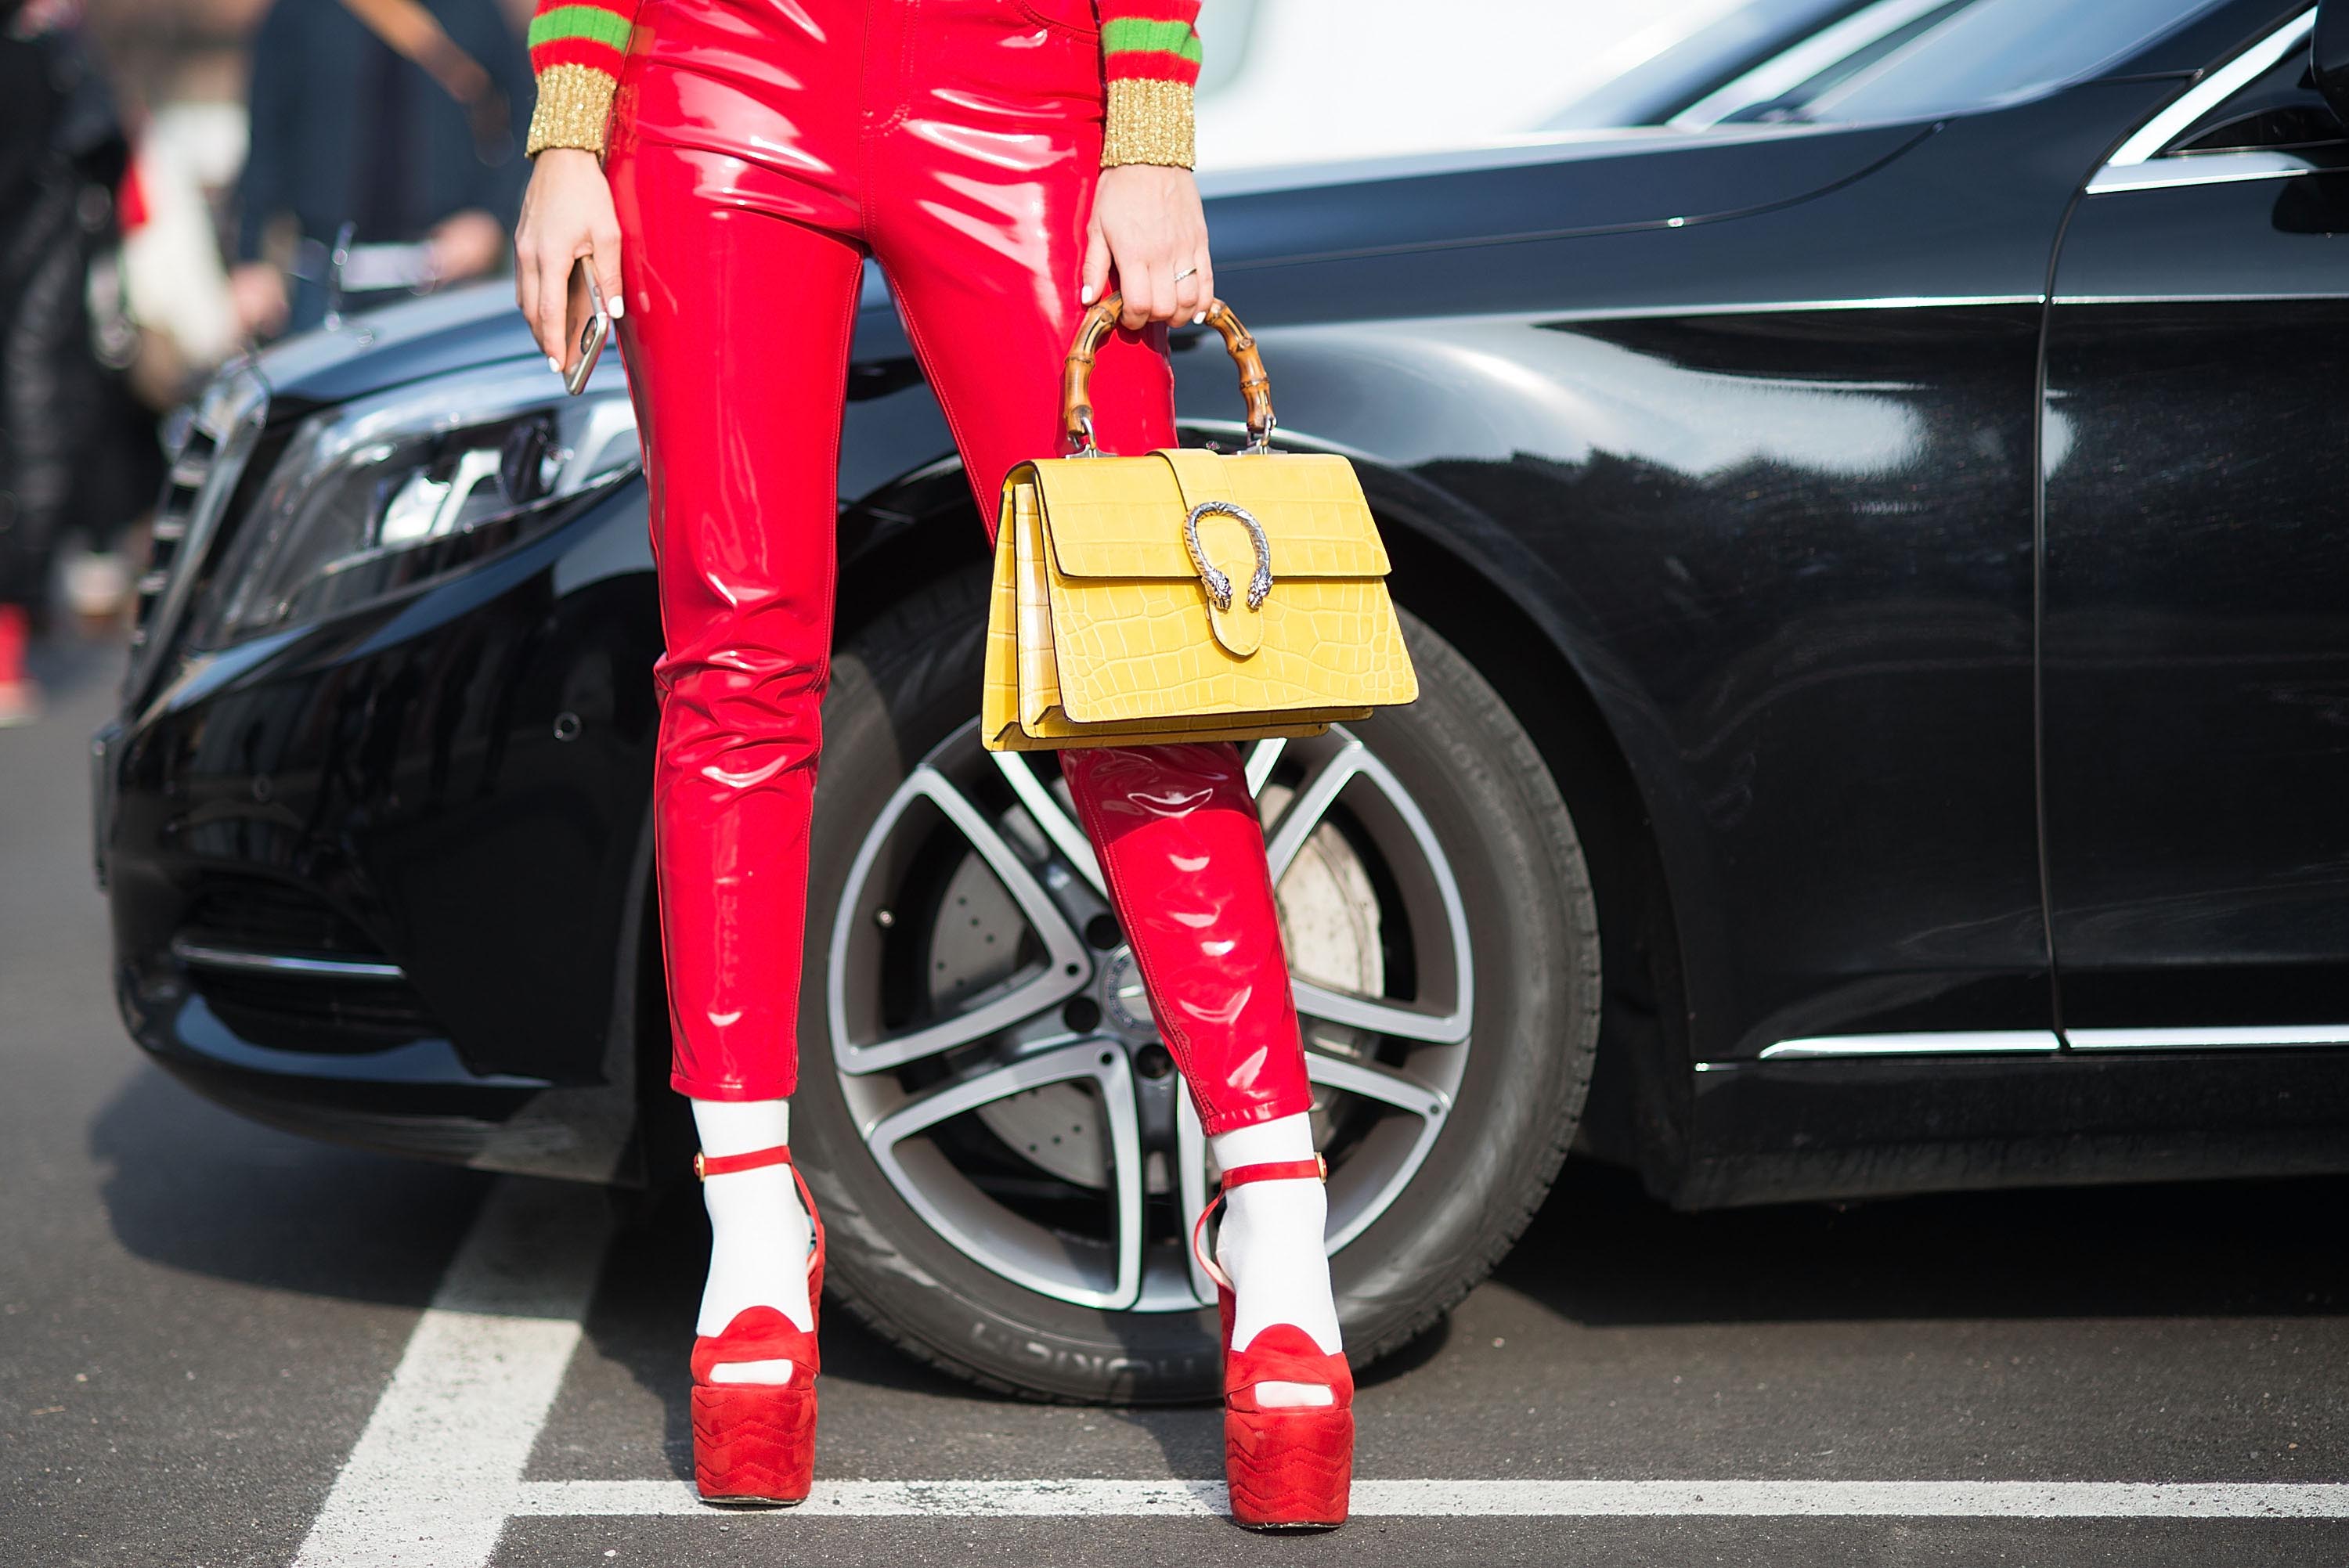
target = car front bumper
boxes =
[93,482,665,1184]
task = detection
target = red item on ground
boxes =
[0,603,27,683]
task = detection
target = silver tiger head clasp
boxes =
[1183,500,1274,613]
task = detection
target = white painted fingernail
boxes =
[1079,283,1098,305]
[607,294,624,318]
[548,355,562,373]
[1193,311,1206,324]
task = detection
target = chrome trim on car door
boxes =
[2087,147,2328,195]
[2087,9,2318,195]
[1709,1025,2349,1068]
[1755,1029,2063,1060]
[2067,1025,2349,1050]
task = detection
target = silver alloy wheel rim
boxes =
[826,721,1474,1314]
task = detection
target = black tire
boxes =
[792,567,1600,1402]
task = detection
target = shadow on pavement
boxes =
[92,1022,2349,1468]
[90,1063,492,1308]
[1496,1159,2349,1328]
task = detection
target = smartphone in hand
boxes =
[563,256,609,396]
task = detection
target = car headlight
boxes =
[182,361,640,650]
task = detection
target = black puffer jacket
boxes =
[0,4,144,608]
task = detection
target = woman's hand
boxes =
[1081,164,1214,331]
[514,149,626,375]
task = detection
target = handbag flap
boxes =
[1030,448,1391,581]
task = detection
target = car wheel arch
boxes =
[1361,485,1698,1199]
[813,449,1705,1202]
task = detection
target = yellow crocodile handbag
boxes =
[982,294,1417,752]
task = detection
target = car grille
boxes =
[187,967,446,1054]
[182,874,384,956]
[125,428,214,660]
[125,362,270,704]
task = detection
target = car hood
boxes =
[251,119,1932,406]
[249,283,544,409]
[1197,119,1934,271]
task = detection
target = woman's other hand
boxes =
[1081,163,1213,330]
[514,149,626,375]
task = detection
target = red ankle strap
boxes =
[1193,1154,1327,1292]
[1218,1154,1326,1191]
[695,1144,792,1181]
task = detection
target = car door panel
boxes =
[2043,17,2349,1036]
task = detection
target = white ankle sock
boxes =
[1210,1113,1342,1408]
[691,1098,814,1383]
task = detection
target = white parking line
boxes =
[291,1177,2349,1568]
[512,1478,2349,1519]
[292,1178,612,1568]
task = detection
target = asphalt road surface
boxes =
[7,625,2348,1568]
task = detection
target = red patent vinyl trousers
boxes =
[602,0,1311,1134]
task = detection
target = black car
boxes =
[95,0,2349,1403]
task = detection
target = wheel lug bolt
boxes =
[1135,1043,1174,1080]
[1084,914,1121,950]
[1063,997,1102,1033]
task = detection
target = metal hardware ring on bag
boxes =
[1184,500,1274,612]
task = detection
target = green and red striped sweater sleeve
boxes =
[521,0,1201,167]
[522,0,641,157]
[1097,1,1202,168]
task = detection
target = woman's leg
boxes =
[604,118,864,1344]
[861,109,1312,1147]
[866,2,1330,1363]
[1057,744,1312,1137]
[605,128,864,1106]
[882,256,1322,1157]
[1054,744,1344,1366]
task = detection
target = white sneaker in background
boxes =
[63,551,132,622]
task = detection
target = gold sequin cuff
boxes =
[1100,77,1196,169]
[525,63,620,158]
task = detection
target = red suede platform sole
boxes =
[1225,1404,1354,1530]
[691,1381,817,1504]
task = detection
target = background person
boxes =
[0,0,152,720]
[229,0,533,339]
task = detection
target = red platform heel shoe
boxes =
[688,1144,824,1505]
[1193,1154,1354,1530]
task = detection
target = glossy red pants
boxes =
[602,0,1309,1134]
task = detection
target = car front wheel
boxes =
[790,568,1598,1401]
